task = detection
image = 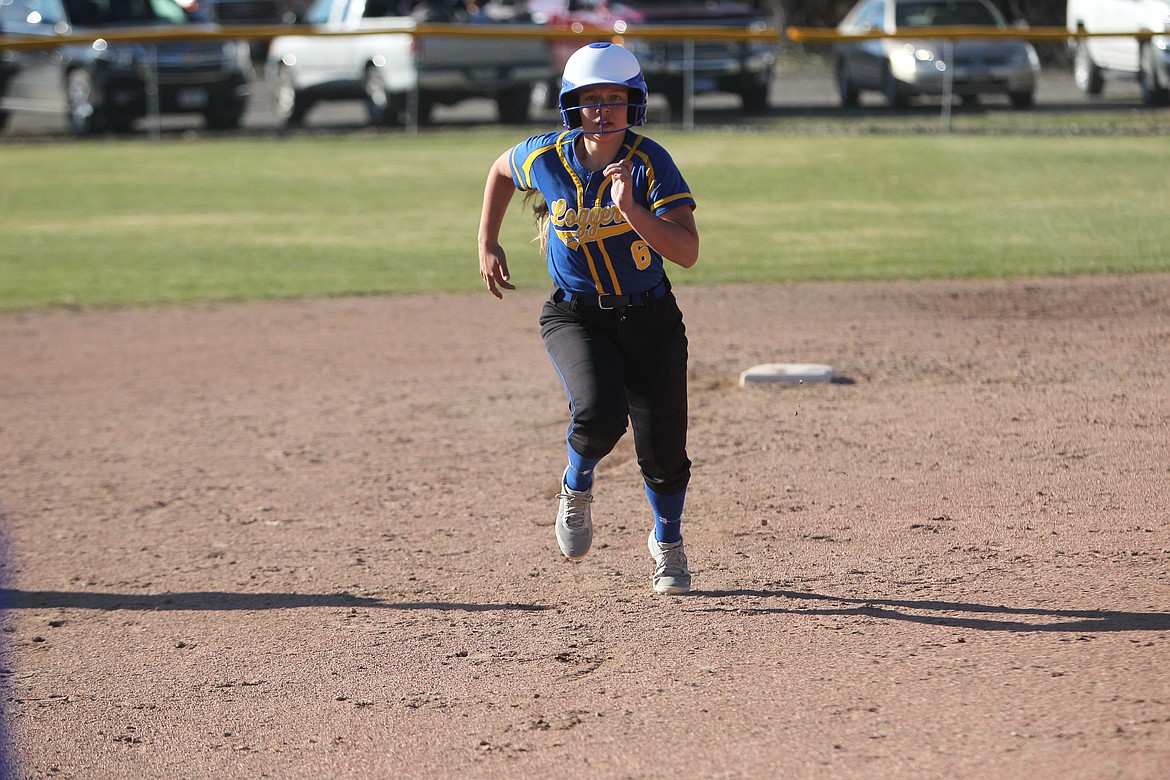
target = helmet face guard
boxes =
[560,92,648,134]
[559,42,649,133]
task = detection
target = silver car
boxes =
[833,0,1040,108]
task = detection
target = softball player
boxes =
[477,42,699,595]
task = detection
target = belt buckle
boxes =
[598,294,615,310]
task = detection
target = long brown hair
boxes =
[523,190,549,256]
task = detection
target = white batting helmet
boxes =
[559,42,648,130]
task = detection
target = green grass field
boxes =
[1,130,1168,311]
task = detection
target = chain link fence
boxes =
[1,10,1165,137]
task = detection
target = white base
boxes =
[739,363,835,387]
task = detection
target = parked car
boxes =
[0,0,252,134]
[265,0,553,127]
[1067,0,1169,106]
[529,0,778,117]
[833,0,1039,108]
[180,0,293,62]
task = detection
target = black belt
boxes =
[555,278,669,310]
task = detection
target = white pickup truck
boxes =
[267,0,554,126]
[1067,0,1170,106]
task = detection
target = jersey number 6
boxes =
[632,240,652,270]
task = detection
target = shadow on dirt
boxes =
[0,589,549,612]
[691,589,1170,633]
[5,587,1164,632]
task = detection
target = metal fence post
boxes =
[146,43,161,142]
[683,37,694,132]
[408,35,420,134]
[941,37,953,133]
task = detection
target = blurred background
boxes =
[0,0,1157,139]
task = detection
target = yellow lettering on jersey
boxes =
[549,199,630,246]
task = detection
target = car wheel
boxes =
[274,65,310,128]
[496,84,533,125]
[205,98,246,130]
[406,94,435,126]
[883,66,907,109]
[835,59,859,107]
[1009,90,1034,109]
[65,68,104,135]
[531,79,556,111]
[1139,43,1170,107]
[106,113,134,133]
[1073,40,1104,96]
[737,80,770,114]
[662,82,686,122]
[364,65,403,126]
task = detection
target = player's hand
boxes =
[603,160,635,216]
[479,242,515,300]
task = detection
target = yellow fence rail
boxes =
[787,26,1164,44]
[0,23,779,51]
[3,23,1164,52]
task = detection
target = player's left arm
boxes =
[604,160,699,269]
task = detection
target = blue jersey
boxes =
[508,129,695,298]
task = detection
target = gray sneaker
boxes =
[555,474,593,561]
[647,532,691,595]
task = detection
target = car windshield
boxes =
[63,0,189,25]
[895,1,1002,28]
[558,0,759,11]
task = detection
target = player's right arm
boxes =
[478,150,519,300]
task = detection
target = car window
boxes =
[895,0,1002,28]
[149,0,186,21]
[62,0,188,25]
[302,0,332,23]
[856,1,885,30]
[364,0,397,17]
[0,0,68,26]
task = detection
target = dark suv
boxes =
[0,0,251,134]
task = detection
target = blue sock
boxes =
[645,484,686,544]
[564,446,600,492]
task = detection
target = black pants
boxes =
[539,287,691,497]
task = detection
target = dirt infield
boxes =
[2,274,1168,779]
